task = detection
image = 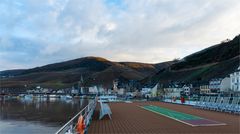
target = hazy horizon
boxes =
[1,0,240,70]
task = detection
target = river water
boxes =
[0,97,89,134]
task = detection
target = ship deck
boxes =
[88,101,240,134]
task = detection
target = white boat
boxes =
[49,94,58,98]
[60,95,73,100]
[18,94,25,97]
[43,95,48,98]
[66,95,72,99]
[24,94,33,100]
[98,95,117,103]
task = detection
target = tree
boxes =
[173,58,180,62]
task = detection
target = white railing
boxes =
[55,97,97,134]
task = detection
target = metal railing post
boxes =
[55,98,97,134]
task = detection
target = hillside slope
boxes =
[1,35,239,89]
[144,35,240,85]
[0,57,173,88]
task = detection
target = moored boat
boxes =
[98,95,118,103]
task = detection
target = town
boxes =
[1,66,239,102]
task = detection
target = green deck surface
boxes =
[142,105,202,120]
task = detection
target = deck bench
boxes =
[99,101,112,120]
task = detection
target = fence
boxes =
[55,97,97,134]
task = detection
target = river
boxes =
[0,96,89,134]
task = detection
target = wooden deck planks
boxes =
[88,101,240,134]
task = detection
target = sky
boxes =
[0,0,240,71]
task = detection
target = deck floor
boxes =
[88,101,240,134]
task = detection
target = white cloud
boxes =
[0,0,240,70]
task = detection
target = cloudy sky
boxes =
[0,0,240,70]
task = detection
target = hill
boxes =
[1,35,239,89]
[0,57,173,88]
[143,35,240,85]
[0,69,26,77]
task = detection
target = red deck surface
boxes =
[88,101,240,134]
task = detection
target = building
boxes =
[182,84,192,96]
[141,83,158,98]
[113,79,118,91]
[209,78,223,93]
[151,84,158,97]
[164,83,182,98]
[141,87,151,95]
[88,86,98,94]
[200,85,211,94]
[88,86,105,94]
[71,87,79,95]
[117,88,125,95]
[230,66,240,92]
[220,77,231,92]
[191,86,200,96]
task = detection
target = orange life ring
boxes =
[76,115,86,134]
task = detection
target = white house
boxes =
[71,87,79,94]
[42,88,50,93]
[88,86,106,94]
[220,77,231,92]
[164,88,182,98]
[98,87,105,93]
[164,84,182,98]
[88,86,98,94]
[71,89,79,94]
[209,78,223,93]
[151,84,158,97]
[200,85,211,94]
[182,84,192,96]
[57,90,64,94]
[117,88,125,95]
[141,83,158,98]
[230,66,240,91]
[141,88,151,94]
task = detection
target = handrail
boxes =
[55,97,97,134]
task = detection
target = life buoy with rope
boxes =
[76,115,86,134]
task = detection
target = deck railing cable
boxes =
[55,97,97,134]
